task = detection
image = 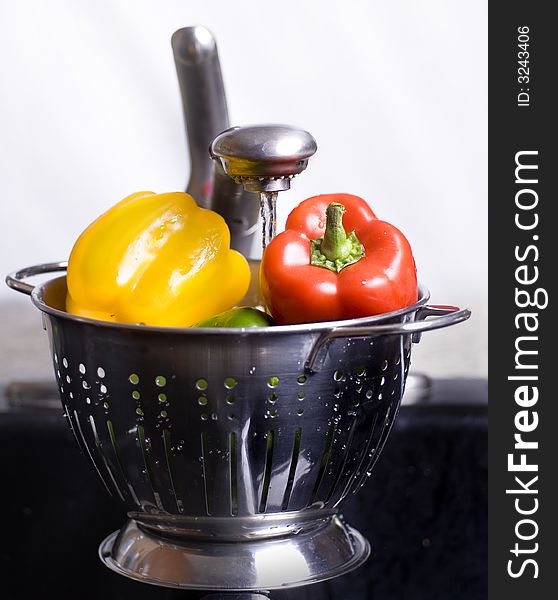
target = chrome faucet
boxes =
[172,26,260,257]
[172,27,316,256]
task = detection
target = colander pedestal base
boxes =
[99,516,370,591]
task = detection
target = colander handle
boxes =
[5,262,68,295]
[306,305,471,372]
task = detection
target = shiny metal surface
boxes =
[210,125,317,192]
[99,516,369,591]
[171,27,259,256]
[172,26,227,206]
[5,261,67,296]
[130,509,337,541]
[305,306,470,372]
[0,374,438,411]
[202,592,269,600]
[7,262,470,589]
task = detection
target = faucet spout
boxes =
[210,124,317,250]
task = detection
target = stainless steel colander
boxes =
[7,261,470,591]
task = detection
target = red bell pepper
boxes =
[260,193,418,324]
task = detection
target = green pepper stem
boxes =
[310,202,364,273]
[321,203,352,260]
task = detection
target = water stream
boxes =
[259,191,278,251]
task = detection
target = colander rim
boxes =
[30,275,430,335]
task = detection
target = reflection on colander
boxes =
[6,263,469,590]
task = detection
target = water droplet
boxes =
[103,402,109,410]
[136,407,143,416]
[132,391,140,400]
[160,410,168,418]
[200,413,208,421]
[268,393,277,404]
[100,384,107,394]
[129,373,139,385]
[381,359,389,371]
[158,393,167,403]
[79,363,86,374]
[86,397,91,404]
[224,377,237,389]
[82,381,90,389]
[249,366,256,375]
[155,375,166,387]
[268,376,279,388]
[297,375,307,385]
[297,391,305,400]
[198,396,208,406]
[366,390,373,399]
[66,375,71,383]
[97,367,105,378]
[196,379,208,391]
[333,370,343,382]
[62,358,68,368]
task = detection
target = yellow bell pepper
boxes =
[66,191,251,327]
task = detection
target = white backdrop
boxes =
[0,0,487,377]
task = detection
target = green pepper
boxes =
[195,307,275,328]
